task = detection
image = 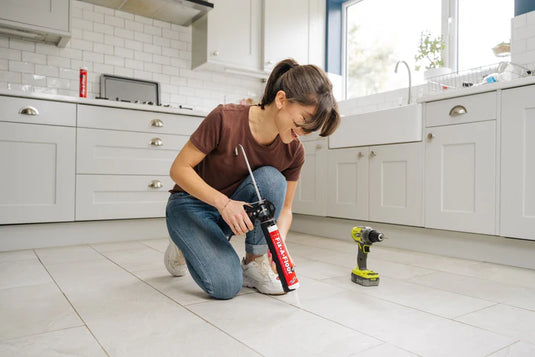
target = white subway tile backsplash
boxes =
[21,52,47,65]
[9,61,34,74]
[9,39,35,52]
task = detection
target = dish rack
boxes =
[426,62,533,94]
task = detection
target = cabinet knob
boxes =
[150,119,164,128]
[19,106,39,116]
[149,138,163,146]
[357,151,364,158]
[266,60,274,65]
[427,132,435,140]
[449,105,467,117]
[370,150,376,158]
[148,180,163,189]
[316,144,322,150]
[212,50,220,57]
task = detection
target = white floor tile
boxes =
[0,249,37,263]
[0,283,82,340]
[456,304,535,345]
[0,259,53,289]
[297,290,514,356]
[0,327,106,357]
[343,276,496,318]
[43,258,259,356]
[35,245,104,265]
[415,271,535,311]
[356,343,419,357]
[189,293,383,356]
[487,341,535,357]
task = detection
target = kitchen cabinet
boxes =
[75,105,201,221]
[192,0,262,73]
[326,142,423,226]
[263,0,325,71]
[293,138,328,216]
[500,85,535,240]
[0,97,76,224]
[326,147,369,220]
[192,0,325,75]
[424,93,497,235]
[0,0,71,47]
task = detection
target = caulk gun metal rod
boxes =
[235,144,263,203]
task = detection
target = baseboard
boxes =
[291,214,535,270]
[0,218,169,251]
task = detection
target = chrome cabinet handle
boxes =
[19,106,39,116]
[149,138,163,146]
[148,180,163,189]
[370,150,376,158]
[150,119,164,128]
[449,105,467,117]
[427,132,435,140]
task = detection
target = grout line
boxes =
[33,249,111,357]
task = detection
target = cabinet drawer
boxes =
[0,96,76,126]
[77,128,188,175]
[425,92,497,127]
[76,175,173,220]
[78,105,202,135]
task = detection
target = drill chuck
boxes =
[368,230,384,243]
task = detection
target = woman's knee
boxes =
[203,264,243,300]
[253,166,286,202]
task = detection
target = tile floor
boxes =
[1,232,535,356]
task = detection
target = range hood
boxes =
[79,0,214,26]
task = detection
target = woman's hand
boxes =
[218,199,254,236]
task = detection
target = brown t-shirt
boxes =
[171,104,305,196]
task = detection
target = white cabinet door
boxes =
[293,139,327,216]
[369,142,424,226]
[326,147,369,220]
[192,0,262,72]
[263,0,310,71]
[501,85,535,240]
[0,122,75,224]
[1,0,69,32]
[76,175,173,221]
[424,121,496,234]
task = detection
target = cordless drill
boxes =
[351,226,384,286]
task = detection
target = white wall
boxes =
[0,0,264,113]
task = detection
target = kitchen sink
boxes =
[329,103,422,148]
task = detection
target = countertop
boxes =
[418,75,535,102]
[0,89,207,117]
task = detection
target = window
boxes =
[343,0,514,99]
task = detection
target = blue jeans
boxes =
[165,166,287,299]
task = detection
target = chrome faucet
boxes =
[395,60,411,105]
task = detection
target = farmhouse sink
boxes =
[329,103,422,148]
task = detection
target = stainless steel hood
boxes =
[79,0,213,26]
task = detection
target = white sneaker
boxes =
[242,255,285,295]
[164,239,186,277]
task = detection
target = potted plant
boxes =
[415,31,451,80]
[492,41,511,57]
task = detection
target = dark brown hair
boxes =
[260,58,340,137]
